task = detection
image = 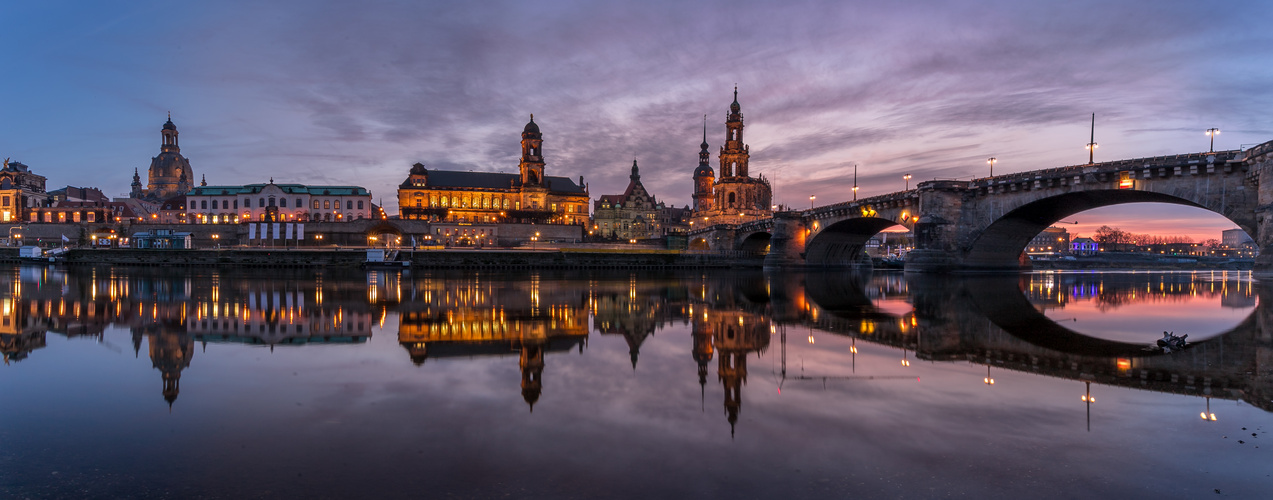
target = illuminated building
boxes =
[397,116,590,225]
[0,159,48,223]
[133,115,195,202]
[591,160,665,240]
[185,180,374,223]
[692,88,773,226]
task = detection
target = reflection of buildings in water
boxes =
[397,273,590,410]
[591,275,673,368]
[691,308,770,435]
[140,327,193,407]
[187,287,371,346]
[1022,272,1257,311]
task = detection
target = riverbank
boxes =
[0,247,763,269]
[1030,252,1253,271]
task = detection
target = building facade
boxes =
[186,181,374,223]
[592,160,663,240]
[397,116,590,226]
[1027,226,1070,256]
[692,89,773,226]
[0,159,48,223]
[133,115,194,202]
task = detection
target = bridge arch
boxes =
[737,231,771,255]
[805,217,903,266]
[962,189,1257,270]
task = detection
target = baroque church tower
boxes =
[692,116,715,213]
[136,114,195,201]
[691,88,772,225]
[520,115,545,187]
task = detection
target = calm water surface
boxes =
[1,266,1270,499]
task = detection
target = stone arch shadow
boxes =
[738,231,771,255]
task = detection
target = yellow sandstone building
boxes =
[398,116,590,225]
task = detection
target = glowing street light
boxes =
[987,157,997,178]
[1206,128,1220,152]
[984,364,995,385]
[809,195,816,210]
[903,173,912,190]
[852,164,859,201]
[1085,113,1098,164]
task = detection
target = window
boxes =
[503,199,509,209]
[552,203,557,212]
[269,197,276,207]
[323,200,330,209]
[234,200,238,209]
[58,212,66,223]
[296,198,302,207]
[72,212,81,223]
[441,196,448,207]
[30,212,38,222]
[280,198,287,208]
[347,201,352,210]
[357,200,363,209]
[313,200,320,209]
[244,198,251,208]
[211,200,218,209]
[44,213,52,222]
[259,198,265,207]
[201,200,208,209]
[2,196,9,207]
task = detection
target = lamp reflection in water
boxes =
[983,364,994,385]
[900,348,910,367]
[1081,381,1096,432]
[1201,396,1217,421]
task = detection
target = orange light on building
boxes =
[1118,172,1134,189]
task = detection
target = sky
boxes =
[2,0,1271,240]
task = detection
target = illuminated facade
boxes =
[591,160,663,240]
[185,181,373,223]
[0,159,47,223]
[692,89,773,226]
[134,115,195,202]
[397,116,590,225]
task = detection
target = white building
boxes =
[185,181,374,224]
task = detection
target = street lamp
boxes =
[984,364,995,385]
[1206,128,1220,152]
[1081,381,1095,431]
[1085,113,1098,164]
[903,173,912,190]
[987,157,997,178]
[809,195,816,210]
[532,231,539,250]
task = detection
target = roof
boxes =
[187,184,371,196]
[399,170,586,195]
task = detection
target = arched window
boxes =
[441,196,449,207]
[269,197,276,207]
[728,192,736,205]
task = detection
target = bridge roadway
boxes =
[688,140,1273,272]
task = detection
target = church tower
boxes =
[520,343,544,411]
[693,117,715,214]
[130,168,143,199]
[519,115,545,187]
[719,87,749,179]
[143,114,195,201]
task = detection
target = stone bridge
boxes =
[687,140,1273,272]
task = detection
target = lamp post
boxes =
[532,231,539,250]
[809,195,816,210]
[1206,128,1220,153]
[7,226,21,247]
[852,164,859,201]
[984,364,995,385]
[903,173,912,190]
[987,157,997,178]
[1201,396,1217,421]
[1085,113,1098,164]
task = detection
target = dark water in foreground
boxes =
[1,266,1271,499]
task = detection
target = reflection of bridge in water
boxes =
[756,271,1272,413]
[3,266,1269,428]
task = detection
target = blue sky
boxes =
[2,0,1271,239]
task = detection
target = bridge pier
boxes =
[762,211,807,269]
[1249,143,1273,276]
[904,181,967,273]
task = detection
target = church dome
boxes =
[523,114,540,134]
[163,118,177,131]
[694,164,715,178]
